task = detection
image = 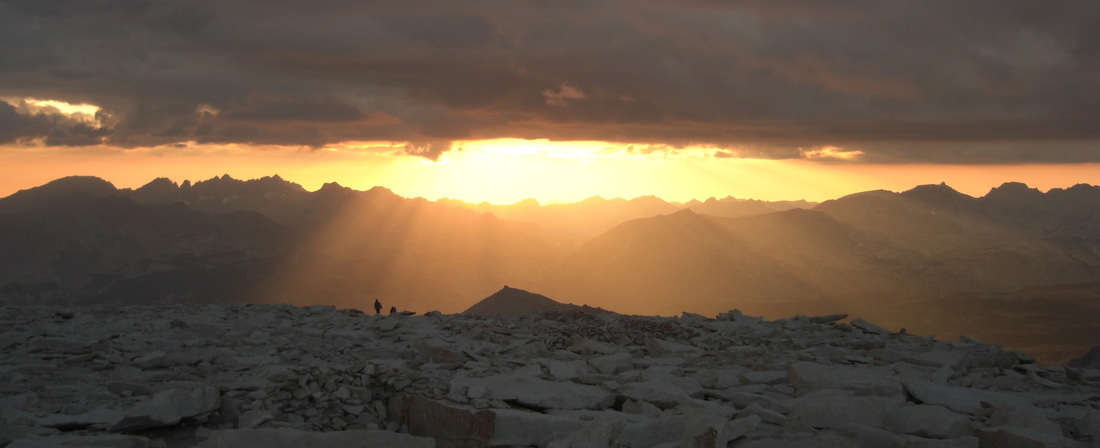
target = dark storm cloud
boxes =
[1,0,1098,162]
[0,100,110,146]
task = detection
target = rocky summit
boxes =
[1,305,1099,448]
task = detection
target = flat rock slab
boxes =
[884,404,973,439]
[451,373,613,410]
[199,428,436,448]
[2,304,1098,448]
[112,384,221,432]
[8,434,152,448]
[787,362,903,397]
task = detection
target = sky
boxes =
[1,1,1099,203]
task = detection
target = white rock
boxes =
[0,393,38,410]
[540,359,584,380]
[619,379,703,410]
[838,422,905,448]
[987,404,1063,438]
[901,380,983,414]
[490,409,585,447]
[35,407,126,430]
[900,435,979,448]
[389,394,492,446]
[741,370,788,386]
[466,384,487,399]
[787,362,903,397]
[646,337,702,356]
[569,337,619,355]
[28,337,94,354]
[622,399,662,417]
[783,389,890,429]
[548,421,617,448]
[132,351,167,369]
[851,318,889,334]
[734,431,854,448]
[112,384,220,431]
[452,373,613,410]
[694,366,748,389]
[615,409,731,448]
[974,426,1069,448]
[901,380,1031,415]
[238,409,274,429]
[718,415,761,445]
[885,405,972,439]
[7,434,152,448]
[901,347,972,370]
[588,352,634,375]
[199,428,435,448]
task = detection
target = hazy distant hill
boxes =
[537,182,1100,363]
[540,208,913,316]
[439,194,814,245]
[813,184,1099,293]
[252,185,569,312]
[0,176,566,311]
[3,176,1100,362]
[685,196,815,218]
[0,178,288,304]
[440,195,681,245]
[545,183,1100,316]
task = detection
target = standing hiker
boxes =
[373,299,382,315]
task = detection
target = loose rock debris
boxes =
[1,305,1099,447]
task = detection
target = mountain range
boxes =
[2,175,1099,363]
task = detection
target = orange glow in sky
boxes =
[2,139,1100,204]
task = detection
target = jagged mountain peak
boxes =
[900,183,976,210]
[984,182,1043,201]
[191,174,305,192]
[629,195,667,205]
[903,182,966,197]
[141,177,178,188]
[132,177,179,196]
[317,181,349,192]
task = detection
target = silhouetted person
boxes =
[389,306,397,314]
[373,299,382,315]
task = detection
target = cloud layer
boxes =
[1,0,1098,162]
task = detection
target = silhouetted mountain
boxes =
[445,194,682,244]
[547,183,1100,317]
[255,187,569,312]
[541,208,915,316]
[899,182,977,212]
[123,174,317,227]
[0,176,119,214]
[978,183,1100,258]
[0,193,288,304]
[538,182,1100,362]
[0,176,567,311]
[461,285,604,318]
[686,196,815,218]
[817,183,1100,290]
[445,194,816,247]
[4,175,1100,362]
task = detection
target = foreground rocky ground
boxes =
[1,304,1099,448]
